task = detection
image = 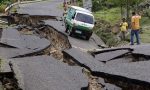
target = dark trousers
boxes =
[130,30,140,45]
[121,31,126,40]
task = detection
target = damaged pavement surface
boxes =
[16,0,63,17]
[63,45,150,89]
[10,56,88,90]
[0,0,150,90]
[0,27,50,58]
[0,27,50,50]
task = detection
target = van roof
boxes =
[76,10,94,17]
[70,6,92,14]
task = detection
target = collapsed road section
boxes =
[0,0,150,90]
[2,11,149,90]
[0,27,51,58]
[10,56,88,90]
[63,45,150,90]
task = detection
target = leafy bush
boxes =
[93,19,120,46]
[0,4,6,13]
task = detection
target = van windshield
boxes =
[75,13,94,24]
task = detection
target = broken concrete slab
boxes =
[63,47,105,71]
[43,20,66,32]
[94,50,130,62]
[131,44,150,56]
[0,47,33,58]
[63,47,150,88]
[102,44,150,56]
[10,56,88,90]
[0,28,23,48]
[105,57,132,65]
[0,28,50,51]
[92,47,132,55]
[21,34,50,50]
[94,60,150,87]
[0,59,11,73]
[0,45,50,59]
[90,33,106,48]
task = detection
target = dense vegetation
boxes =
[91,0,150,46]
[0,0,150,46]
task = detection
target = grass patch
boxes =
[140,28,150,43]
[141,17,150,26]
[140,16,150,43]
[94,7,121,25]
[57,3,63,9]
[0,4,7,13]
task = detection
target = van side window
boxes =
[67,8,76,19]
[72,12,76,19]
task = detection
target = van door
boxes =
[66,8,76,26]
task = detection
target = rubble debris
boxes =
[35,25,71,60]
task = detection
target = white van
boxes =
[64,6,95,40]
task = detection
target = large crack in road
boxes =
[0,1,150,90]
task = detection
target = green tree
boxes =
[105,0,146,21]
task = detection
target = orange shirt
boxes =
[131,15,141,30]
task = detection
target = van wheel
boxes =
[65,25,69,33]
[68,30,73,36]
[69,27,75,36]
[85,35,90,40]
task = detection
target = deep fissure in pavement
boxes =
[3,13,150,90]
[0,65,21,90]
[12,14,101,90]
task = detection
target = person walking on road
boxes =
[63,0,67,11]
[120,18,128,40]
[130,12,141,45]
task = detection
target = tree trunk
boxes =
[121,4,123,18]
[126,0,130,23]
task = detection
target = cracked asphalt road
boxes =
[1,0,150,90]
[17,0,63,17]
[16,0,105,51]
[43,20,104,51]
[10,56,88,90]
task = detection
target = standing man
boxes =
[130,12,141,45]
[63,0,67,11]
[120,18,128,40]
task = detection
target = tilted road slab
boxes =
[131,44,150,56]
[63,47,150,87]
[94,50,130,62]
[94,60,150,87]
[0,47,36,58]
[63,47,105,71]
[0,28,50,50]
[10,56,88,90]
[102,44,150,56]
